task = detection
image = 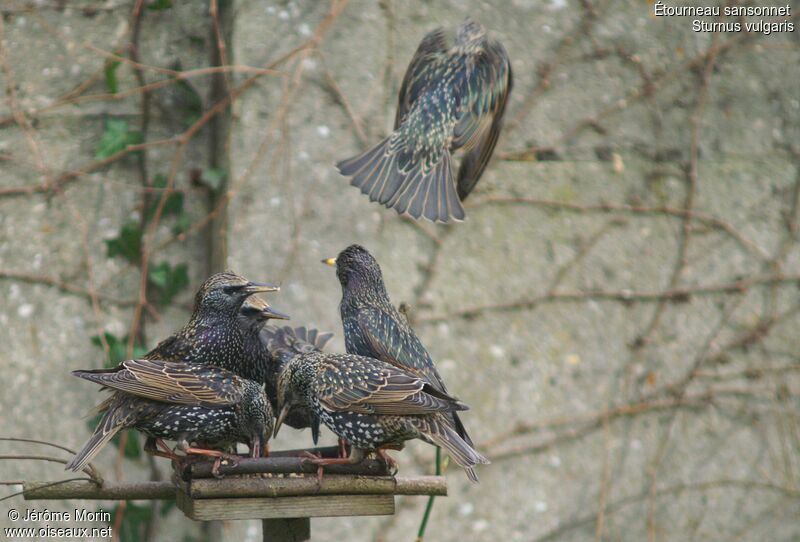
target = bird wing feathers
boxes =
[356,309,450,393]
[72,359,244,407]
[394,27,449,128]
[355,308,476,446]
[454,39,512,200]
[315,356,464,415]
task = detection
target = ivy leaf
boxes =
[199,168,226,192]
[168,61,203,128]
[90,332,147,366]
[96,119,143,159]
[172,212,191,235]
[111,500,152,542]
[104,61,121,94]
[174,78,203,127]
[120,430,142,459]
[159,499,177,517]
[147,0,173,11]
[105,221,143,264]
[145,174,184,223]
[148,262,189,306]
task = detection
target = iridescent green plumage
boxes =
[327,244,475,448]
[337,19,512,223]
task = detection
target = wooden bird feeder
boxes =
[22,446,446,541]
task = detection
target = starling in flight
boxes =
[66,359,272,474]
[324,244,475,448]
[274,349,488,482]
[337,18,512,223]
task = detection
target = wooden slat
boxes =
[22,475,447,501]
[178,475,447,499]
[24,481,174,500]
[176,491,395,520]
[181,456,390,480]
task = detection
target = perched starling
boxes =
[231,295,330,443]
[337,18,512,223]
[259,325,334,443]
[324,244,474,448]
[66,359,272,474]
[67,272,283,469]
[238,294,291,332]
[144,271,281,383]
[274,349,488,482]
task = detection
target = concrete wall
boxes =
[1,1,798,541]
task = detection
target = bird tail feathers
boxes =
[261,325,333,367]
[451,411,474,448]
[290,327,334,352]
[412,415,489,483]
[337,138,464,223]
[65,401,129,472]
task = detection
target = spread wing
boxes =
[454,39,512,200]
[315,356,465,415]
[355,308,450,394]
[72,359,245,407]
[394,28,449,128]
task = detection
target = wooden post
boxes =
[262,518,310,542]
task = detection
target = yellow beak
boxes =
[321,258,336,267]
[243,281,280,294]
[273,404,290,438]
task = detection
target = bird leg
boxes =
[303,446,366,482]
[249,436,262,459]
[338,437,350,459]
[248,439,269,458]
[143,437,180,461]
[298,449,322,460]
[375,445,401,475]
[177,441,240,478]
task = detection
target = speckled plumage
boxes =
[328,244,475,449]
[66,360,272,472]
[276,351,488,482]
[259,325,334,443]
[144,272,281,383]
[67,272,282,470]
[337,19,512,223]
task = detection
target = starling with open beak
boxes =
[143,271,283,384]
[336,18,512,223]
[68,272,285,469]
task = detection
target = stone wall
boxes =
[1,1,798,541]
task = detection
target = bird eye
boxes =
[223,284,244,294]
